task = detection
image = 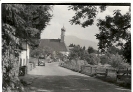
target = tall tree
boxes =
[2,4,53,91]
[68,5,131,63]
[122,36,131,63]
[96,9,131,63]
[2,4,53,48]
[68,5,106,27]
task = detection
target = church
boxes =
[39,26,68,56]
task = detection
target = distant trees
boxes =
[83,46,86,50]
[30,48,41,57]
[30,46,53,58]
[68,44,100,65]
[69,45,82,60]
[69,43,75,47]
[85,53,100,65]
[87,46,95,54]
[69,44,86,60]
[68,44,129,68]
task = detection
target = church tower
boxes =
[61,26,66,42]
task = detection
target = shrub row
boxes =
[60,59,88,72]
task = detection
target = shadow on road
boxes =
[20,74,131,92]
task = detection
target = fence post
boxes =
[105,69,108,77]
[95,67,97,76]
[127,68,128,76]
[116,69,119,81]
[80,65,83,73]
[90,67,92,74]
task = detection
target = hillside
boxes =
[65,35,98,50]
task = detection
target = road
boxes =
[20,62,131,92]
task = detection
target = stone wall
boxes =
[2,40,25,92]
[2,23,27,92]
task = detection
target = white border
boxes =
[0,1,132,92]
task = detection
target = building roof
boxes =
[39,39,68,52]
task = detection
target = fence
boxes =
[60,62,131,80]
[116,68,131,81]
[81,65,131,79]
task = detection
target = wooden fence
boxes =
[116,68,131,80]
[80,65,131,79]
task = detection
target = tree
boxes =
[69,43,75,47]
[69,45,81,60]
[83,46,86,50]
[69,45,84,60]
[108,53,129,68]
[43,46,53,55]
[68,5,131,63]
[2,4,53,48]
[2,4,53,91]
[85,53,100,65]
[96,9,131,63]
[68,5,107,28]
[122,36,131,63]
[30,48,41,57]
[68,4,130,28]
[87,46,95,54]
[107,46,122,55]
[100,55,109,65]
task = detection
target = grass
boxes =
[95,75,131,89]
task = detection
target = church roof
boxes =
[39,39,68,52]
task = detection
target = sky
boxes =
[41,5,129,43]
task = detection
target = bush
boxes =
[98,53,130,69]
[68,45,88,60]
[100,55,109,65]
[85,53,100,65]
[109,54,127,68]
[61,59,88,72]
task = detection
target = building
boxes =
[18,41,31,75]
[19,42,30,67]
[39,26,68,56]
